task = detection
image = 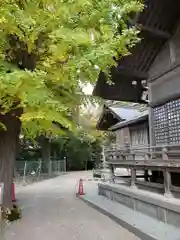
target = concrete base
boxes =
[98,182,180,229]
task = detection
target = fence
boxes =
[15,160,66,186]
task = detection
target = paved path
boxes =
[4,172,139,240]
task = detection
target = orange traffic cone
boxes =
[77,179,85,196]
[12,182,16,202]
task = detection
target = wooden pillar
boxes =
[163,169,172,197]
[148,94,156,146]
[130,168,137,188]
[144,170,149,182]
[122,154,126,161]
[162,147,168,161]
[110,164,115,183]
[124,142,130,153]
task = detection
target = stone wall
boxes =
[98,183,180,229]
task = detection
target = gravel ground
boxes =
[4,172,140,240]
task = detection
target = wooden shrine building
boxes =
[94,0,180,228]
[109,110,149,147]
[94,0,180,192]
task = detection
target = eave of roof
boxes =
[96,104,124,130]
[109,110,148,131]
[93,0,180,103]
[109,106,140,121]
[96,103,145,130]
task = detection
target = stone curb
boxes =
[78,196,157,240]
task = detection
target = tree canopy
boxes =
[0,0,143,135]
[0,0,143,207]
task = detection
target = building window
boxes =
[153,99,180,144]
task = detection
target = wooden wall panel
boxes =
[148,22,180,105]
[115,127,130,147]
[129,124,149,146]
[149,44,171,78]
[150,64,180,105]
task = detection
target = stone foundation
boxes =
[98,182,180,229]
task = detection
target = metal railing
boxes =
[15,160,66,186]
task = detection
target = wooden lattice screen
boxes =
[153,99,180,144]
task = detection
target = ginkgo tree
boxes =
[0,0,143,207]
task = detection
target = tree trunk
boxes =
[0,110,22,208]
[53,150,57,161]
[39,136,51,173]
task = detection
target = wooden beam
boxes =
[169,40,176,64]
[128,17,171,40]
[128,179,180,194]
[139,24,171,40]
[93,71,148,103]
[106,160,180,168]
[116,65,148,79]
